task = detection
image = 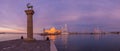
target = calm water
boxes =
[0,34,120,51]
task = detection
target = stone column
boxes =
[25,9,34,41]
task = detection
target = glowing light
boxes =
[44,27,61,34]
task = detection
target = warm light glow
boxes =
[49,35,56,41]
[45,27,61,34]
[0,27,24,33]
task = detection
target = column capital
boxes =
[25,10,34,15]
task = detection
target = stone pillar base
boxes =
[24,38,36,42]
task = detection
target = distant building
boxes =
[61,24,69,34]
[44,27,61,34]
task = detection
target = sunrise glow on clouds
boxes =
[0,27,24,33]
[0,0,120,33]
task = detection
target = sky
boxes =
[0,0,120,33]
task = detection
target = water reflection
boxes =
[61,34,68,49]
[0,34,27,41]
[93,34,102,40]
[48,35,56,42]
[55,34,120,51]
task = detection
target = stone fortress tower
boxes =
[24,3,35,41]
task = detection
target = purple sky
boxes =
[0,0,120,33]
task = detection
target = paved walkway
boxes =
[50,40,57,51]
[0,39,50,51]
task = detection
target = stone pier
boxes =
[0,39,50,51]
